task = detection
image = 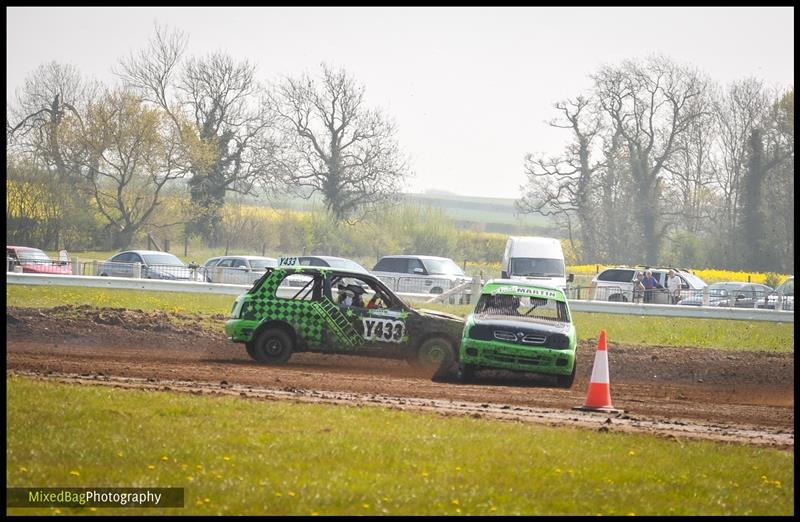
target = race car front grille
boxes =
[493,330,547,344]
[483,350,553,367]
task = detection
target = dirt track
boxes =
[6,306,795,449]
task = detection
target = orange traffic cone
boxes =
[573,329,623,414]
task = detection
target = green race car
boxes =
[457,279,577,387]
[225,266,464,376]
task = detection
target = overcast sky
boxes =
[6,6,794,199]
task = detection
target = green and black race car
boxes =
[225,266,464,375]
[457,279,577,387]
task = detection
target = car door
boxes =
[215,258,238,283]
[397,257,433,294]
[327,272,408,354]
[108,252,135,277]
[736,284,758,308]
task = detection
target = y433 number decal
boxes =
[362,318,405,343]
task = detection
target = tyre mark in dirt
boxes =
[9,370,794,450]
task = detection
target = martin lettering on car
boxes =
[224,266,463,371]
[491,284,563,300]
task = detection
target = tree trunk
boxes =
[740,129,767,270]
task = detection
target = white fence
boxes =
[6,273,793,323]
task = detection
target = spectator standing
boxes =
[666,270,682,304]
[641,270,663,303]
[633,272,645,303]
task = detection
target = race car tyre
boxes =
[251,328,293,364]
[413,336,455,375]
[245,340,258,360]
[456,362,475,383]
[556,362,576,389]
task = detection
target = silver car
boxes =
[371,255,472,296]
[97,250,204,281]
[202,255,278,285]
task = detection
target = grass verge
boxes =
[6,375,793,516]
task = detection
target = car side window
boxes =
[384,258,407,273]
[232,259,247,268]
[599,269,633,283]
[332,275,394,310]
[278,273,322,301]
[131,253,144,264]
[217,259,235,268]
[112,253,132,263]
[407,258,425,274]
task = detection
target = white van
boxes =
[500,236,573,290]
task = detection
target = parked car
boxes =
[97,250,204,281]
[224,266,464,376]
[371,255,472,296]
[677,282,773,308]
[277,255,370,273]
[202,255,277,284]
[276,255,370,287]
[6,246,71,275]
[457,279,577,387]
[591,266,706,304]
[757,276,794,311]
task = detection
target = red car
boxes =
[6,246,72,275]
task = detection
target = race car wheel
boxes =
[556,362,576,389]
[456,362,475,383]
[251,328,293,364]
[413,336,455,374]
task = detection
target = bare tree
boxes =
[593,55,709,264]
[711,78,771,265]
[62,90,190,249]
[662,91,718,237]
[517,96,603,261]
[117,24,280,243]
[270,63,410,223]
[7,61,99,180]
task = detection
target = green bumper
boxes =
[459,338,575,375]
[225,319,259,343]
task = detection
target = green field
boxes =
[7,285,793,353]
[6,376,793,516]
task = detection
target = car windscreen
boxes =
[777,279,794,296]
[249,259,277,270]
[17,250,52,261]
[474,293,569,323]
[510,258,565,278]
[143,254,185,266]
[423,258,464,276]
[680,271,707,289]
